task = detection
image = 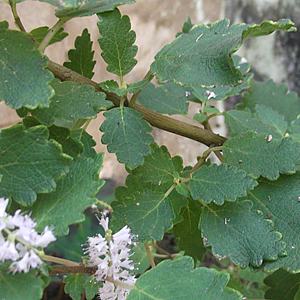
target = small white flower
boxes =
[86,215,136,300]
[0,197,56,273]
[206,90,216,100]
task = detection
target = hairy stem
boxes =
[144,242,155,268]
[39,18,69,52]
[47,61,226,147]
[8,0,26,32]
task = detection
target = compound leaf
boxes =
[223,132,300,180]
[0,125,71,206]
[98,8,137,77]
[100,107,153,168]
[32,154,104,236]
[128,256,243,300]
[0,29,54,109]
[31,79,112,128]
[248,173,300,272]
[137,82,188,115]
[189,164,257,205]
[200,201,285,268]
[64,29,96,79]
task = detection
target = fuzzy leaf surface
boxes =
[137,82,188,115]
[240,80,300,123]
[128,256,243,300]
[32,80,112,128]
[64,29,96,79]
[151,19,294,89]
[0,125,71,206]
[248,173,300,272]
[32,154,104,236]
[98,8,137,77]
[100,107,153,168]
[200,201,285,268]
[189,164,257,205]
[0,29,54,109]
[223,132,300,180]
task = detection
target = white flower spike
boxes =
[0,197,56,273]
[86,214,136,300]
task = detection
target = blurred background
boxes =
[0,0,299,184]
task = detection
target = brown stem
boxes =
[47,61,226,147]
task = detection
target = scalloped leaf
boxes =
[200,201,285,268]
[38,0,135,18]
[223,132,300,180]
[189,164,257,205]
[64,29,96,79]
[128,256,243,300]
[151,19,294,89]
[100,107,153,168]
[248,173,300,272]
[98,8,137,77]
[31,79,112,128]
[0,29,54,109]
[0,267,44,300]
[0,125,71,206]
[137,82,188,115]
[226,105,288,139]
[32,154,104,236]
[111,144,187,241]
[240,80,300,123]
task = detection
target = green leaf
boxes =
[64,29,96,79]
[189,164,257,205]
[31,79,112,128]
[223,132,300,180]
[173,200,206,261]
[64,274,100,300]
[264,269,300,300]
[226,105,288,138]
[100,107,153,168]
[240,80,300,123]
[99,80,127,96]
[151,19,292,89]
[176,17,194,37]
[0,21,9,30]
[112,187,176,241]
[289,118,300,143]
[98,8,137,77]
[0,267,44,300]
[30,26,68,46]
[248,173,300,272]
[40,0,135,18]
[200,201,285,268]
[0,125,71,206]
[128,256,243,300]
[131,242,152,274]
[32,154,104,236]
[0,29,54,109]
[137,83,188,115]
[111,145,187,240]
[47,214,99,261]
